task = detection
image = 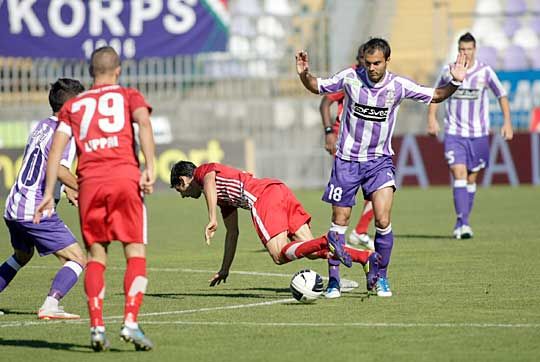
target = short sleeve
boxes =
[193,163,219,184]
[128,88,152,116]
[486,67,507,98]
[317,68,354,95]
[60,137,76,168]
[57,104,73,137]
[401,77,434,104]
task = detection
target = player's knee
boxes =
[375,218,391,230]
[13,250,33,266]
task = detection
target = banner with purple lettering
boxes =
[0,0,229,59]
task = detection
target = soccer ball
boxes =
[290,269,324,303]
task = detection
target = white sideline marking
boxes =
[0,298,294,329]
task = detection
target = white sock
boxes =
[40,296,59,310]
[124,320,138,329]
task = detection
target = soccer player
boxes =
[427,32,513,239]
[296,38,467,296]
[319,43,375,298]
[34,47,156,352]
[1,78,85,319]
[169,161,382,289]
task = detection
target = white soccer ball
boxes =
[290,269,324,303]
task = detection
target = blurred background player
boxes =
[34,47,156,352]
[1,78,86,319]
[427,32,513,240]
[296,38,468,297]
[170,161,381,291]
[319,43,374,299]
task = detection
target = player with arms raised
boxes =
[34,47,155,352]
[296,38,467,296]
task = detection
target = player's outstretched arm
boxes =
[203,171,218,245]
[134,107,156,194]
[498,96,513,141]
[33,131,70,223]
[296,50,319,94]
[209,207,239,287]
[431,53,468,103]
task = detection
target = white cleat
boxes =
[460,225,474,239]
[324,287,342,299]
[38,306,80,320]
[348,230,375,250]
[453,226,462,239]
[340,279,359,293]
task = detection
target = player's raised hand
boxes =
[205,219,218,245]
[209,270,228,287]
[139,168,155,194]
[33,194,55,224]
[449,53,468,82]
[296,50,309,75]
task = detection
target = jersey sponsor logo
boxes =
[84,136,119,152]
[453,88,480,100]
[352,103,388,122]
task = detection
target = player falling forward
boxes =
[170,161,382,290]
[296,38,468,296]
[34,47,156,352]
[1,78,86,319]
[427,32,513,239]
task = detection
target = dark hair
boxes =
[458,32,476,47]
[170,160,197,188]
[356,43,366,61]
[48,78,85,112]
[363,38,391,60]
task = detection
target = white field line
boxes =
[2,266,539,330]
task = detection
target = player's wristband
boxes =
[451,79,462,87]
[324,126,333,135]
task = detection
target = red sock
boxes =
[279,236,327,263]
[124,257,147,325]
[345,246,371,265]
[355,200,374,234]
[85,261,105,328]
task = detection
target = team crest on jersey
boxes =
[345,77,361,88]
[385,89,395,108]
[453,88,480,100]
[353,103,388,122]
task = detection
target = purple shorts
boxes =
[322,156,396,207]
[4,215,77,257]
[444,134,490,172]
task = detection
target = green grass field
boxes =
[0,186,539,361]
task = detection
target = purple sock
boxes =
[328,258,341,286]
[0,256,22,292]
[374,226,394,279]
[467,184,476,216]
[453,181,469,227]
[48,261,83,300]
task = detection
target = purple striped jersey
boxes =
[318,67,434,161]
[435,60,506,138]
[4,116,76,221]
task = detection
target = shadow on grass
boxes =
[146,292,272,299]
[0,338,124,353]
[0,309,36,316]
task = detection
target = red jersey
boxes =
[194,163,281,210]
[58,84,151,183]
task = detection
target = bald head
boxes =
[89,46,120,79]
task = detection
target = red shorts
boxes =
[251,184,311,245]
[78,178,146,246]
